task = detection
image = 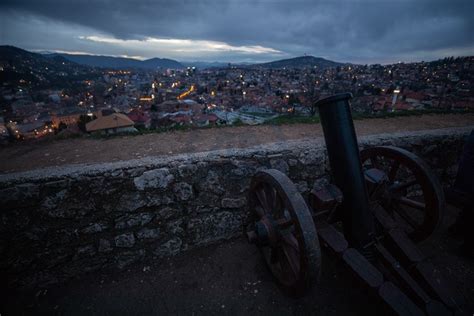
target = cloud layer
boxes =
[1,0,473,63]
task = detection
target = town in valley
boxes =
[1,45,473,142]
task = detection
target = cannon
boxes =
[245,93,467,315]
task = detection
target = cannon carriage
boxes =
[245,93,467,315]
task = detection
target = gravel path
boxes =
[0,113,473,173]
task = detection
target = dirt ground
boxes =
[2,206,473,315]
[0,113,473,173]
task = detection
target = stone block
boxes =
[134,168,174,191]
[221,197,246,209]
[98,239,112,253]
[81,223,108,234]
[136,228,160,240]
[173,182,194,201]
[154,237,182,257]
[115,233,136,248]
[115,212,154,229]
[270,158,289,174]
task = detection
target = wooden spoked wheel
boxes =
[360,146,445,243]
[247,169,321,296]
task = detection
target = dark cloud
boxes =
[1,0,473,63]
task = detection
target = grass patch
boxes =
[240,112,276,118]
[266,115,321,125]
[353,108,474,120]
[86,120,249,140]
[265,108,474,126]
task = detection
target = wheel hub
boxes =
[247,214,280,247]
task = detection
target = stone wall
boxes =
[0,126,471,289]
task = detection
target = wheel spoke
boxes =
[273,194,285,218]
[276,218,293,230]
[392,179,417,192]
[255,205,265,217]
[269,247,278,264]
[280,245,299,279]
[397,197,426,211]
[393,206,420,229]
[281,233,299,251]
[313,209,331,218]
[388,160,400,181]
[370,156,380,169]
[255,187,271,213]
[264,184,276,209]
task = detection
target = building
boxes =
[127,108,151,128]
[157,100,203,114]
[85,113,137,134]
[51,108,86,127]
[16,121,46,139]
[193,113,218,126]
[0,117,10,143]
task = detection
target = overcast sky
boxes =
[1,0,473,64]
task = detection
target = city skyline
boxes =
[1,0,474,64]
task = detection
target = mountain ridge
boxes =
[1,45,348,70]
[0,45,99,89]
[43,53,184,69]
[254,55,347,69]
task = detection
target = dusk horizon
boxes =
[3,43,474,66]
[1,0,473,64]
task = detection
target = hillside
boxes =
[0,45,76,68]
[0,45,98,88]
[256,55,346,69]
[47,53,184,69]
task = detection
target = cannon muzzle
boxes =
[315,93,374,251]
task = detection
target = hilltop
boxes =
[255,55,346,69]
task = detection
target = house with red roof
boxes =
[127,108,151,128]
[169,114,192,125]
[193,113,219,126]
[86,113,137,135]
[394,101,412,111]
[404,91,426,109]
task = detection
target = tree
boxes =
[59,121,67,129]
[54,122,67,134]
[287,93,300,115]
[303,75,319,116]
[78,114,96,132]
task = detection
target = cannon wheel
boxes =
[248,169,321,296]
[360,146,445,242]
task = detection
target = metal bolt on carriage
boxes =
[245,93,468,315]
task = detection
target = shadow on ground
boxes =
[3,206,474,315]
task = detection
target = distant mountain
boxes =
[182,61,230,69]
[255,55,346,69]
[182,61,256,69]
[0,45,79,69]
[45,53,184,70]
[0,45,97,88]
[2,45,348,74]
[143,57,184,69]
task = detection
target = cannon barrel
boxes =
[315,93,374,252]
